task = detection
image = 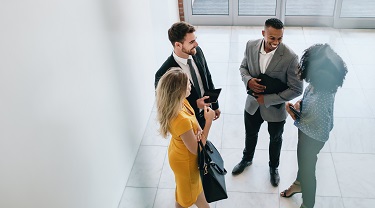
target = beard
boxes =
[182,46,197,56]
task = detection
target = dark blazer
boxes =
[155,46,219,126]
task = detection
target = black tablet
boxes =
[203,88,222,103]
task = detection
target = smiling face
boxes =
[174,32,198,59]
[262,26,283,53]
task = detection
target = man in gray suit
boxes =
[232,18,303,187]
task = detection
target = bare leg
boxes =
[280,180,301,197]
[194,191,210,208]
[175,201,185,208]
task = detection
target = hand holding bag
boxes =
[197,140,228,203]
[247,73,288,108]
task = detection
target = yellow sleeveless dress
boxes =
[168,99,203,207]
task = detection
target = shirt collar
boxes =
[173,52,193,66]
[260,39,277,55]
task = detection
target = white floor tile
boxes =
[227,63,243,86]
[119,187,157,208]
[333,153,375,198]
[208,62,229,86]
[223,149,279,193]
[230,26,263,43]
[342,198,375,208]
[141,111,170,146]
[195,26,232,43]
[126,146,167,187]
[330,118,375,153]
[223,85,247,115]
[216,192,279,208]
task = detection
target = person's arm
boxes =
[263,54,303,107]
[285,100,302,120]
[239,41,255,90]
[180,106,215,154]
[196,46,220,111]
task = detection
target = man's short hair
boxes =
[265,18,284,29]
[168,22,196,46]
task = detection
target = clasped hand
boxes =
[248,78,266,104]
[248,78,266,93]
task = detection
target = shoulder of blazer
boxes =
[277,43,297,57]
[155,53,180,88]
[162,54,179,69]
[247,39,263,48]
[194,46,205,60]
[158,54,180,73]
[195,45,203,54]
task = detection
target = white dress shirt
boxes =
[173,52,205,97]
[259,40,277,74]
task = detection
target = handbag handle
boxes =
[198,140,227,175]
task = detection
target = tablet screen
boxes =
[203,88,222,103]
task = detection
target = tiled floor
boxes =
[120,26,375,208]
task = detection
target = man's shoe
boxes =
[270,167,280,187]
[232,160,252,175]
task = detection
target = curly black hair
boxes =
[298,43,348,93]
[265,18,284,29]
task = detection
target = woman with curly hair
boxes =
[156,68,215,208]
[280,44,348,208]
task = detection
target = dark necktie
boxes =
[187,59,201,98]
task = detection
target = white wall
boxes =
[0,0,178,208]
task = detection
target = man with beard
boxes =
[155,22,220,128]
[232,18,303,187]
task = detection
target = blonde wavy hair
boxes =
[156,68,189,138]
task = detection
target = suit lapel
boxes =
[192,55,208,89]
[254,40,262,75]
[266,43,284,73]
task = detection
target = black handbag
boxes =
[197,140,228,203]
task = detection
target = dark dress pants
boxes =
[296,130,325,208]
[243,109,285,168]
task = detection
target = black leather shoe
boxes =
[232,160,252,175]
[270,167,280,187]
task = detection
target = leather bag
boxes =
[197,140,228,203]
[247,73,288,108]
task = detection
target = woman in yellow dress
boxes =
[156,68,215,208]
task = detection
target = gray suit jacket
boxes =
[240,39,303,122]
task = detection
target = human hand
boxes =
[253,93,264,104]
[203,106,215,122]
[294,100,302,111]
[195,130,203,142]
[286,102,297,120]
[248,78,266,93]
[213,108,221,120]
[196,96,211,109]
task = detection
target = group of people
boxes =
[154,19,348,208]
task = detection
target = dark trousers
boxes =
[296,130,325,208]
[243,109,285,168]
